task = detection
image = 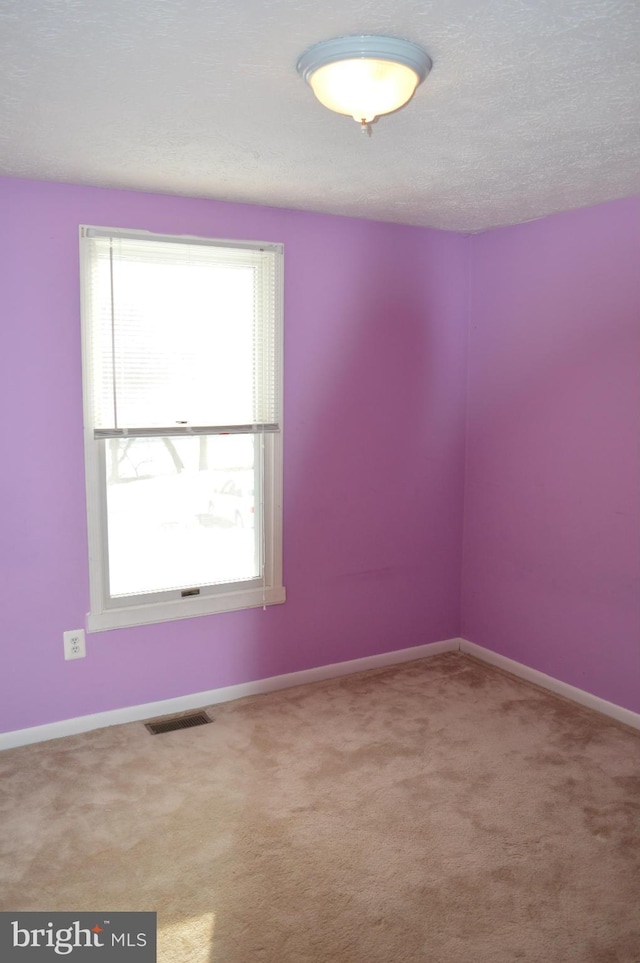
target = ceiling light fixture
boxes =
[297,35,432,135]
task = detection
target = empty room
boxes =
[0,1,638,961]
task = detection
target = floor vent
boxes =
[145,711,212,735]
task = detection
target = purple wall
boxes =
[0,178,469,733]
[462,198,640,712]
[1,179,637,733]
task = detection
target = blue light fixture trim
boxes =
[296,35,432,86]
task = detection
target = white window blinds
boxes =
[81,228,282,438]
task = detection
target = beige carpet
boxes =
[1,652,639,962]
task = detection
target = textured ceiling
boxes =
[1,0,639,231]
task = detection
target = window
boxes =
[80,226,284,631]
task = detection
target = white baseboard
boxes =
[459,639,640,731]
[0,638,461,750]
[4,636,636,750]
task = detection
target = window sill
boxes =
[87,585,286,632]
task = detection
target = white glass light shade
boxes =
[308,58,420,123]
[297,36,432,125]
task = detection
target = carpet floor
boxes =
[1,652,638,962]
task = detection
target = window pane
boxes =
[105,434,260,598]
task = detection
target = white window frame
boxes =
[79,226,285,632]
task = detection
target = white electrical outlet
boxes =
[63,629,86,660]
